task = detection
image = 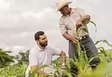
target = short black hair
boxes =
[34,31,44,40]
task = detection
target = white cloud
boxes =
[0,0,10,10]
[22,7,54,20]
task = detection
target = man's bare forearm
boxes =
[76,15,90,29]
[62,32,78,43]
[62,32,74,41]
[60,51,66,64]
[37,70,49,76]
[79,15,90,22]
[31,66,49,76]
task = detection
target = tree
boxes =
[15,50,29,64]
[0,48,14,68]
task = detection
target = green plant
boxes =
[15,50,29,64]
[68,20,98,77]
[0,63,27,77]
[0,48,14,68]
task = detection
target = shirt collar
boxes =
[37,45,43,51]
[71,8,75,14]
[37,45,47,51]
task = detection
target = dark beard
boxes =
[39,41,48,47]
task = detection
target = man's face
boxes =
[59,5,70,16]
[38,34,48,47]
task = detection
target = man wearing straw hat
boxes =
[56,0,100,76]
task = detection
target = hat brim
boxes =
[56,1,72,12]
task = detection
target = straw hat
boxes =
[56,0,72,12]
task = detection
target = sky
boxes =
[0,0,112,56]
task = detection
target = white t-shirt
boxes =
[25,45,61,76]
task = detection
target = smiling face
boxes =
[59,5,71,16]
[37,34,48,47]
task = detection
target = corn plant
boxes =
[84,39,112,77]
[0,63,27,77]
[28,65,49,77]
[51,56,72,77]
[95,40,112,63]
[68,20,98,77]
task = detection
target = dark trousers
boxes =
[68,36,100,75]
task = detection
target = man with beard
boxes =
[25,31,66,77]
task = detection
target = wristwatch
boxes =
[62,63,66,66]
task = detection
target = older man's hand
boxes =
[76,20,82,29]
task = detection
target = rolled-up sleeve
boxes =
[50,45,61,56]
[59,18,67,34]
[78,8,88,17]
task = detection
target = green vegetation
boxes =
[0,49,14,68]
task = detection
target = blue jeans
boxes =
[69,36,100,69]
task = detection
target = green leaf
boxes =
[95,40,112,48]
[83,20,97,32]
[84,20,96,27]
[82,28,89,33]
[98,47,107,57]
